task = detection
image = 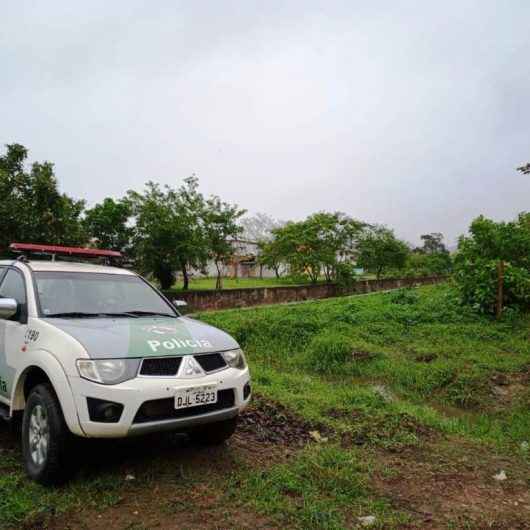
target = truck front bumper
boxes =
[69,367,250,438]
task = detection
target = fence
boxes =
[164,276,446,312]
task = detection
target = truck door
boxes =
[0,268,28,403]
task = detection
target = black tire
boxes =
[22,383,74,485]
[189,416,238,446]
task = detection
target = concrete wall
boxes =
[165,276,446,312]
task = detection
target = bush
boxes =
[454,213,530,315]
[334,262,358,288]
[388,287,419,305]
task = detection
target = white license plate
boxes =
[174,384,218,410]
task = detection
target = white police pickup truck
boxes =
[0,244,251,484]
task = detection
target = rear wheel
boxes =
[22,384,73,485]
[189,416,238,445]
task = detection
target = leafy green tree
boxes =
[84,198,133,252]
[202,196,246,289]
[258,238,286,279]
[269,221,321,283]
[404,251,452,277]
[168,175,210,290]
[0,143,86,254]
[454,213,530,317]
[267,212,364,284]
[127,177,208,290]
[405,232,452,276]
[420,232,447,254]
[356,226,409,279]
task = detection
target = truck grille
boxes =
[194,352,227,372]
[139,353,227,376]
[133,388,235,424]
[140,357,182,376]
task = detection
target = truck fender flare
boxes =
[11,351,84,437]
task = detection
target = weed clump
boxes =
[388,287,419,305]
[305,329,353,374]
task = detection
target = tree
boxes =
[127,177,209,290]
[84,198,133,252]
[0,144,86,254]
[169,175,211,290]
[404,251,452,277]
[202,196,246,289]
[266,212,364,284]
[258,238,285,279]
[240,213,284,243]
[356,226,409,279]
[405,232,452,276]
[419,232,447,254]
[454,213,530,317]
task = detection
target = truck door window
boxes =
[0,269,27,322]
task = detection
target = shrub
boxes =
[454,213,530,315]
[388,287,419,305]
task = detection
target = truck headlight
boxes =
[76,359,141,385]
[222,349,247,370]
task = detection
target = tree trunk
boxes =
[273,265,280,279]
[496,260,505,319]
[181,264,189,291]
[215,261,223,290]
[157,264,175,291]
[259,264,263,279]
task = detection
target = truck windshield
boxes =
[34,272,177,318]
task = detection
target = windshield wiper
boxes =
[46,312,140,319]
[98,312,140,318]
[122,310,177,318]
[46,312,103,318]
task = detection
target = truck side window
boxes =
[0,269,27,322]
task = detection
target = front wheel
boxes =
[188,416,238,446]
[22,384,73,485]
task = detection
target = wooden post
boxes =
[496,260,505,319]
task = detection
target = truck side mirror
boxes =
[0,298,18,320]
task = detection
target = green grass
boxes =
[169,275,324,292]
[226,444,408,529]
[199,284,530,526]
[0,470,122,529]
[169,274,376,292]
[201,284,530,449]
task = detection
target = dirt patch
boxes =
[489,372,529,411]
[415,353,437,363]
[351,350,377,361]
[45,484,277,530]
[373,438,530,529]
[237,394,329,448]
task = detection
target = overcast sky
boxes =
[2,1,529,246]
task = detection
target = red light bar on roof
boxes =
[10,243,122,259]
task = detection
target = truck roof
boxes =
[0,260,135,275]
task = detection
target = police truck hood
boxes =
[43,316,239,359]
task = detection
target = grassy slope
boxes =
[200,284,530,528]
[1,284,529,529]
[202,284,530,449]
